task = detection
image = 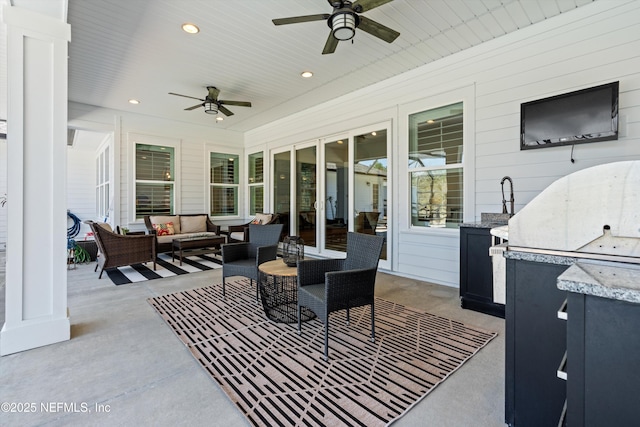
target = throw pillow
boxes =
[250,218,262,225]
[153,222,175,236]
[150,215,181,234]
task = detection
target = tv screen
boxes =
[520,81,619,150]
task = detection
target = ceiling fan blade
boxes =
[218,105,234,116]
[358,16,400,43]
[272,14,330,25]
[169,92,204,101]
[184,103,203,111]
[219,100,252,107]
[353,0,393,13]
[322,33,339,55]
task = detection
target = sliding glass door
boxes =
[295,144,317,249]
[353,127,389,264]
[270,122,390,268]
[323,138,349,253]
[272,149,291,239]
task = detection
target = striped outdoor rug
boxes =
[106,253,222,285]
[148,279,497,427]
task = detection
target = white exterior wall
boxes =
[66,144,98,238]
[245,1,640,287]
[67,103,245,233]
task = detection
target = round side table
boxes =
[258,259,316,323]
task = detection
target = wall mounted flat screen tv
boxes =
[520,81,619,150]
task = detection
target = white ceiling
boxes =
[6,0,597,133]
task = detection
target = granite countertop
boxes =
[460,221,508,229]
[557,260,640,304]
[461,212,511,229]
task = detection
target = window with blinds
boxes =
[408,102,463,228]
[248,152,264,215]
[135,144,174,218]
[210,152,239,216]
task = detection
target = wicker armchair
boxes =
[88,221,156,279]
[296,232,385,361]
[221,223,284,298]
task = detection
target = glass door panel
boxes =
[354,129,388,261]
[273,150,291,238]
[324,139,348,252]
[295,146,317,248]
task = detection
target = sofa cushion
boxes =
[150,215,181,234]
[153,222,175,236]
[180,215,207,233]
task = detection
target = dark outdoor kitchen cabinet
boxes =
[565,292,640,426]
[459,226,505,318]
[505,257,569,427]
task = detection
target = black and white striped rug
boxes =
[106,253,222,285]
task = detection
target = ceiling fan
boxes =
[168,86,252,116]
[272,0,400,54]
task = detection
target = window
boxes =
[408,102,463,228]
[135,144,174,218]
[210,152,239,216]
[96,146,110,219]
[248,151,264,215]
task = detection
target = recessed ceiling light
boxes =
[128,99,140,105]
[216,116,224,121]
[182,23,200,34]
[301,71,313,78]
[371,131,377,136]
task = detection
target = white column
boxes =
[1,5,71,355]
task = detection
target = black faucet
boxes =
[501,176,514,216]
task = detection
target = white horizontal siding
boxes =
[246,0,640,287]
[66,147,96,238]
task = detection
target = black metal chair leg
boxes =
[370,304,375,342]
[323,317,329,361]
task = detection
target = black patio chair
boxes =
[296,232,385,361]
[221,223,284,298]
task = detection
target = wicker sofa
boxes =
[143,213,221,253]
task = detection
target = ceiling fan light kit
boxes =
[331,12,357,41]
[204,101,218,115]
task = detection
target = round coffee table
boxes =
[258,259,316,323]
